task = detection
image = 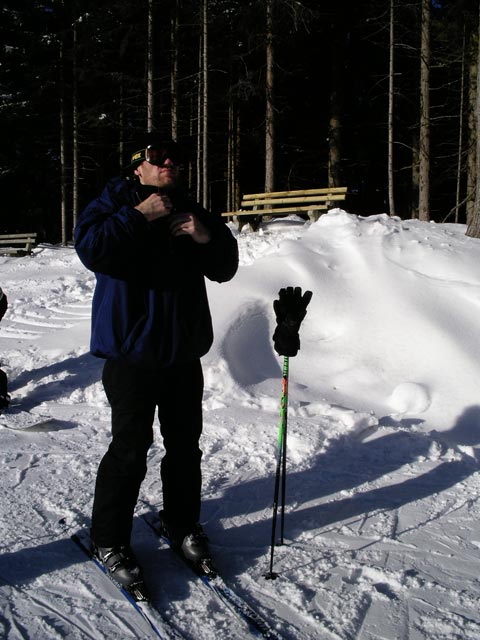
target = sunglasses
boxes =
[130,144,182,167]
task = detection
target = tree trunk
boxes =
[227,100,233,212]
[118,79,125,169]
[466,27,478,226]
[188,93,194,187]
[455,25,466,224]
[171,0,179,140]
[265,0,275,193]
[72,15,78,238]
[387,0,395,216]
[227,101,240,212]
[328,14,344,189]
[411,141,419,219]
[60,28,67,245]
[202,0,208,208]
[466,4,480,238]
[418,0,430,222]
[147,0,154,131]
[234,110,241,210]
[196,36,202,203]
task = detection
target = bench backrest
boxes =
[222,187,347,215]
[0,233,38,255]
[242,186,347,203]
[221,187,347,230]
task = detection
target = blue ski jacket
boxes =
[74,177,238,369]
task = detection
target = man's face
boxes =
[134,157,179,189]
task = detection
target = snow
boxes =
[1,209,480,638]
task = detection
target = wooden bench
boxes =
[0,233,38,256]
[221,187,348,230]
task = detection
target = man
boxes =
[74,134,238,599]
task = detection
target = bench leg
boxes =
[236,216,260,232]
[248,215,262,232]
[235,216,246,232]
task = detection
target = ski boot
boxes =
[93,543,149,601]
[158,511,216,577]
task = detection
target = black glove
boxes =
[0,291,7,321]
[272,286,312,357]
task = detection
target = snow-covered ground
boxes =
[1,209,480,639]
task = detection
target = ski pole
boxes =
[265,355,289,580]
[280,356,289,545]
[266,286,312,580]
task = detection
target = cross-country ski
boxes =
[71,527,184,640]
[142,511,286,640]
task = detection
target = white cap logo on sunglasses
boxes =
[130,144,182,168]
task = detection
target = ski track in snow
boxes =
[1,217,480,638]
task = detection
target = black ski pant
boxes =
[91,358,204,547]
[0,369,7,395]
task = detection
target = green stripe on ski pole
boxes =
[266,356,289,579]
[278,356,289,445]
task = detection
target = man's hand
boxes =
[134,193,173,221]
[169,213,211,244]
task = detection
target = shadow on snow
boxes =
[203,405,480,563]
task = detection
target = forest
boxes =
[1,0,479,242]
